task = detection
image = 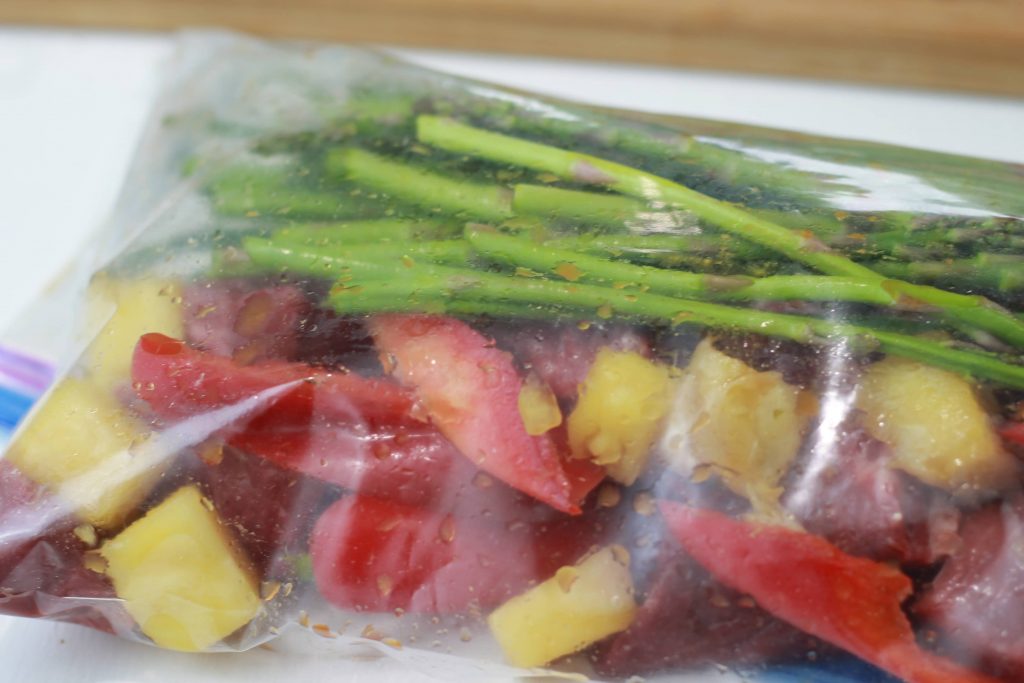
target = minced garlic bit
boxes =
[361,624,384,641]
[553,263,582,282]
[472,472,494,489]
[596,483,622,508]
[260,581,282,602]
[632,492,655,516]
[610,544,631,567]
[438,515,456,544]
[73,524,97,547]
[197,440,225,466]
[312,623,337,639]
[82,551,108,575]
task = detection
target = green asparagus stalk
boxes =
[271,220,460,247]
[417,116,1024,348]
[544,230,779,265]
[466,228,896,306]
[241,237,472,279]
[337,88,837,205]
[207,167,375,219]
[325,148,513,223]
[513,184,851,239]
[324,259,1024,389]
[872,256,1024,295]
[511,184,696,231]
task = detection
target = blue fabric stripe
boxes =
[0,385,35,431]
[761,658,901,682]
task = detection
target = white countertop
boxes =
[1,25,1023,683]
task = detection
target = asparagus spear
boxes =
[336,88,836,206]
[270,220,460,247]
[242,237,472,279]
[872,256,1024,295]
[207,167,376,219]
[322,259,1024,390]
[325,148,513,223]
[511,184,696,231]
[417,116,1024,348]
[466,228,896,306]
[543,234,782,272]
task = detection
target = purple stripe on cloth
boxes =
[0,346,55,396]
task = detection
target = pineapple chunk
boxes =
[660,339,815,516]
[488,545,636,668]
[6,378,159,529]
[86,275,183,391]
[856,357,1016,493]
[568,349,673,485]
[518,371,562,436]
[101,486,261,652]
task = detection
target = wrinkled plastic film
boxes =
[2,31,1024,683]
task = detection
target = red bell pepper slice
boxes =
[310,494,602,614]
[132,334,554,512]
[229,423,481,509]
[133,333,473,506]
[133,332,416,427]
[368,315,579,514]
[999,421,1024,447]
[659,501,1000,683]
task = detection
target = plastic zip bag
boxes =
[2,30,1024,683]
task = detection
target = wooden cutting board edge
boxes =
[3,0,1023,96]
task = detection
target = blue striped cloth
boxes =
[761,658,901,682]
[0,345,54,447]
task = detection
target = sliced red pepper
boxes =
[133,332,416,427]
[999,421,1024,447]
[368,315,578,514]
[132,334,554,512]
[310,494,602,614]
[659,501,1000,683]
[230,424,482,510]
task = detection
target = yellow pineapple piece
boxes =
[487,545,636,668]
[101,486,261,652]
[6,378,159,529]
[567,349,673,485]
[86,274,183,391]
[856,357,1017,493]
[660,339,815,517]
[518,371,562,436]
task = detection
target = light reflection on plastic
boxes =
[464,86,580,122]
[785,332,857,516]
[703,138,1003,217]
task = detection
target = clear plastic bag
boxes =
[3,30,1024,683]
